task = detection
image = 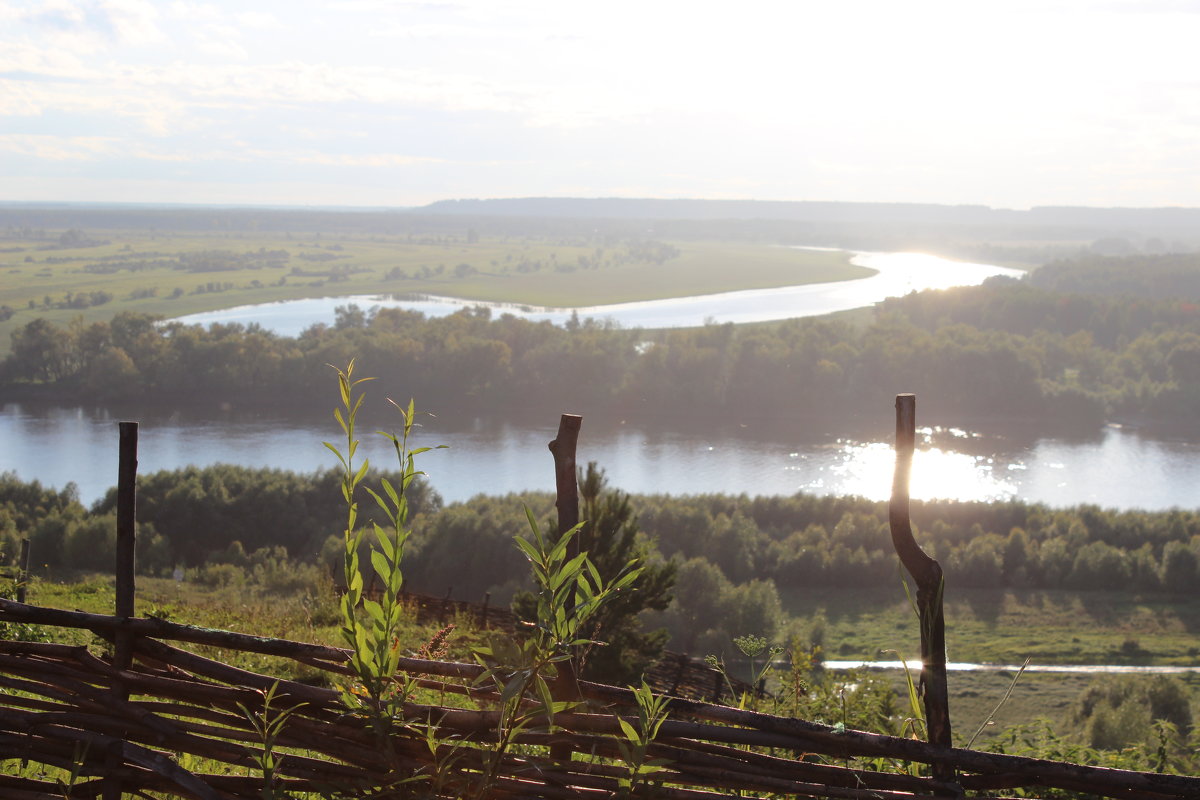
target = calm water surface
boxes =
[3,403,1198,511]
[174,250,1025,335]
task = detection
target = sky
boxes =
[2,0,1199,209]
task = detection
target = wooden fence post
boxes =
[888,395,955,785]
[16,538,30,604]
[107,420,139,800]
[115,422,138,626]
[548,413,583,761]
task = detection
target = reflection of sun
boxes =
[830,442,1016,503]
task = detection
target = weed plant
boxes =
[326,359,447,787]
[471,508,642,797]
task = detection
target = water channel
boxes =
[174,249,1026,334]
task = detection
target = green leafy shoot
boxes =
[472,506,644,798]
[236,680,307,800]
[326,360,443,770]
[883,649,926,740]
[615,680,672,797]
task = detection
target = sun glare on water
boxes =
[820,428,1018,503]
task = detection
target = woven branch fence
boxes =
[393,589,754,704]
[3,599,1199,800]
[1,404,1199,798]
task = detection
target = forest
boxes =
[6,251,1200,431]
[5,460,1200,661]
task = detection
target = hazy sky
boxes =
[2,0,1199,209]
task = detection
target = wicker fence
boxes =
[3,600,1200,800]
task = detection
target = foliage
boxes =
[91,462,440,567]
[0,576,48,643]
[236,681,307,800]
[473,507,643,797]
[325,359,446,789]
[614,680,671,797]
[1067,674,1195,751]
[512,462,675,684]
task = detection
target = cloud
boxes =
[15,0,163,44]
[290,151,444,167]
[0,132,447,171]
[0,133,123,160]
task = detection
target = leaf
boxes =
[380,477,401,509]
[523,506,543,543]
[370,550,391,582]
[322,441,348,469]
[363,599,385,627]
[513,536,542,564]
[372,524,396,561]
[353,458,370,486]
[500,673,527,707]
[535,677,556,728]
[555,552,588,587]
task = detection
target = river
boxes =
[3,403,1200,511]
[173,249,1026,334]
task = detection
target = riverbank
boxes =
[0,235,874,357]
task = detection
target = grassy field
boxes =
[782,585,1200,666]
[0,229,873,355]
[777,584,1200,746]
[15,573,1196,751]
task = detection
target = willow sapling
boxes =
[326,360,444,769]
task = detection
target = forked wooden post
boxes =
[548,413,583,761]
[888,395,954,780]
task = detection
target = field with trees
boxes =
[0,220,871,358]
[9,249,1200,432]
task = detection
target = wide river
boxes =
[3,404,1200,510]
[4,250,1200,510]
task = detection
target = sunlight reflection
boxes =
[818,441,1018,503]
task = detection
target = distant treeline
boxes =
[8,252,1200,427]
[4,466,1200,652]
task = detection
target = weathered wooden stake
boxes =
[115,421,138,625]
[15,538,30,604]
[888,395,955,784]
[549,414,583,540]
[108,420,138,800]
[548,413,583,761]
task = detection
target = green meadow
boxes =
[0,229,872,355]
[784,585,1200,667]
